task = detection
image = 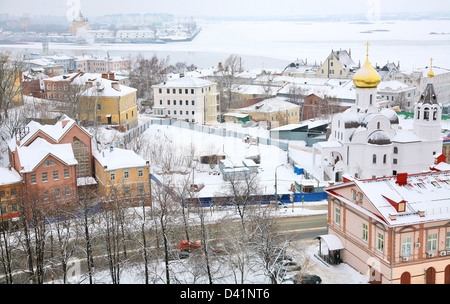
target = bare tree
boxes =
[215,54,244,111]
[129,54,170,108]
[0,51,26,122]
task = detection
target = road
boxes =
[275,214,328,241]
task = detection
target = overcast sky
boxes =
[1,0,449,18]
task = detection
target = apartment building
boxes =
[152,76,220,124]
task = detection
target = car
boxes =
[178,240,201,250]
[287,273,322,284]
[297,274,322,284]
[276,260,301,272]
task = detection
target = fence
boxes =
[124,118,289,150]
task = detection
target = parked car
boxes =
[276,260,301,272]
[178,240,201,250]
[298,274,322,284]
[286,273,322,284]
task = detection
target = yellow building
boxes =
[316,49,357,79]
[93,147,150,204]
[78,77,138,130]
[0,168,23,225]
[69,10,91,34]
[225,97,300,128]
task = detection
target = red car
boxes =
[178,240,201,250]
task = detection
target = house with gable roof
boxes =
[324,168,450,284]
[6,115,94,215]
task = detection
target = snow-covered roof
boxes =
[223,113,250,118]
[152,76,214,88]
[93,148,148,171]
[314,234,344,250]
[234,97,300,114]
[271,120,328,132]
[327,171,450,226]
[8,115,91,151]
[77,76,136,97]
[0,167,23,186]
[17,138,78,173]
[377,80,414,92]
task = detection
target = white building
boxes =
[152,76,220,124]
[313,53,443,182]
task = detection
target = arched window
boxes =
[424,107,430,121]
[394,147,398,154]
[377,122,381,129]
[432,108,437,121]
[73,138,90,178]
[383,154,387,164]
[372,154,377,164]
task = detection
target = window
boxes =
[185,100,188,105]
[174,110,177,115]
[44,160,57,166]
[191,89,194,94]
[159,88,162,94]
[377,232,384,252]
[31,174,37,184]
[179,89,182,94]
[335,207,341,226]
[73,139,90,178]
[174,100,177,105]
[138,168,144,178]
[160,100,162,105]
[97,104,102,110]
[192,100,195,106]
[352,190,356,203]
[42,172,48,182]
[393,158,397,165]
[167,89,170,94]
[10,189,16,197]
[172,89,176,94]
[185,89,188,94]
[446,232,450,249]
[110,171,116,181]
[55,188,60,198]
[167,100,170,105]
[358,193,363,204]
[372,154,376,164]
[362,223,368,242]
[394,147,398,154]
[383,154,387,164]
[138,183,145,193]
[65,186,71,197]
[427,233,438,252]
[53,170,59,180]
[124,185,130,195]
[402,237,412,256]
[124,170,129,179]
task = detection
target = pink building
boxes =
[323,164,450,284]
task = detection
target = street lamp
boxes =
[274,164,284,198]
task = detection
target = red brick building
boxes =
[302,94,350,121]
[7,115,93,216]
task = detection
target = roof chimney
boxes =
[111,82,120,91]
[395,172,408,186]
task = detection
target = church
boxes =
[313,45,443,182]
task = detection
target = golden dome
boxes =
[427,58,434,78]
[353,57,381,89]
